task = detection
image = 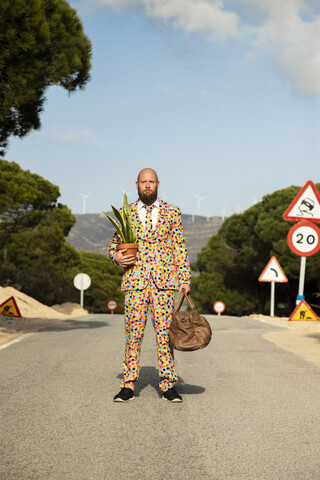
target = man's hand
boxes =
[114,250,136,267]
[179,283,191,294]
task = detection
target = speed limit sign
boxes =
[287,222,320,256]
[106,299,118,312]
[213,301,225,314]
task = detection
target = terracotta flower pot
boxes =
[116,243,138,259]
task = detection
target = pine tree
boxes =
[0,0,92,154]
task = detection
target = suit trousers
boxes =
[121,278,177,392]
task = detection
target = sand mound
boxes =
[0,287,88,319]
[51,302,87,316]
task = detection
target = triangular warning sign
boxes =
[259,256,288,283]
[0,296,22,318]
[283,180,320,222]
[289,300,318,321]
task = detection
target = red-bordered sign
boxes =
[289,300,319,321]
[287,222,320,256]
[283,180,320,222]
[213,301,225,314]
[259,256,288,283]
[0,296,22,318]
[106,299,118,311]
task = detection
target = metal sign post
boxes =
[270,282,275,317]
[297,256,307,303]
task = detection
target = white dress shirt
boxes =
[137,199,159,229]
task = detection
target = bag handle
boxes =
[174,289,196,313]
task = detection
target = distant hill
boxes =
[67,213,223,264]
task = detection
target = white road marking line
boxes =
[0,333,34,351]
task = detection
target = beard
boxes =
[138,186,158,206]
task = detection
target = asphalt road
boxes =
[1,315,320,480]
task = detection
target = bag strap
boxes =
[174,289,196,313]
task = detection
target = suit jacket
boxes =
[109,199,191,291]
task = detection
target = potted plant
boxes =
[102,193,138,258]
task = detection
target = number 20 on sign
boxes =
[287,222,320,257]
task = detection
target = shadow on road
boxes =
[0,316,110,335]
[39,319,110,332]
[117,366,205,397]
[306,333,320,343]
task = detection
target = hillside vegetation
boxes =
[191,185,320,316]
[0,159,122,313]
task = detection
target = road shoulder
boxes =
[247,314,320,365]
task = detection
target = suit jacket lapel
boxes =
[130,201,144,238]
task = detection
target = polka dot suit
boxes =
[109,199,191,392]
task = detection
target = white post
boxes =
[270,282,275,317]
[298,256,306,296]
[80,274,84,307]
[80,289,84,307]
[297,256,307,304]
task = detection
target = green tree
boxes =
[0,0,92,154]
[0,159,80,304]
[192,185,320,316]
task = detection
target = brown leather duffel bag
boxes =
[169,291,212,351]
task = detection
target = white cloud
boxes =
[51,128,105,149]
[85,0,320,95]
[251,0,320,95]
[143,0,240,41]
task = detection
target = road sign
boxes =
[106,299,118,312]
[74,273,91,290]
[283,180,320,222]
[259,256,288,283]
[213,301,225,314]
[74,273,91,307]
[287,222,320,257]
[289,300,318,321]
[0,297,22,318]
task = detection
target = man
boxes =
[109,168,191,403]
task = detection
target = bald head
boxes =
[136,168,159,206]
[137,168,159,183]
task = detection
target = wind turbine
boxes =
[121,186,132,198]
[194,193,206,215]
[161,188,168,201]
[236,202,243,214]
[79,192,91,214]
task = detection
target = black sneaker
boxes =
[113,388,134,403]
[162,387,182,403]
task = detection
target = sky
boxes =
[4,0,320,217]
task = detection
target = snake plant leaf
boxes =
[112,206,126,234]
[101,212,125,243]
[103,193,138,244]
[123,193,137,243]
